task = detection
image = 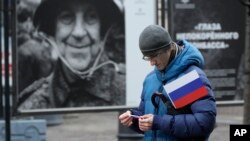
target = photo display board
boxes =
[13,0,156,114]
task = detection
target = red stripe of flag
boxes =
[173,86,208,109]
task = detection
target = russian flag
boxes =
[164,70,208,109]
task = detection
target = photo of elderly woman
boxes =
[15,0,126,110]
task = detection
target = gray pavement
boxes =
[46,106,244,141]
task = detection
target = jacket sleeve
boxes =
[151,67,217,139]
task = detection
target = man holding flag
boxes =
[119,25,217,141]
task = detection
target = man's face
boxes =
[55,0,101,71]
[143,47,172,71]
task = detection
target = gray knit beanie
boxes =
[139,25,172,53]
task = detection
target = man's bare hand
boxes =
[139,114,154,132]
[119,110,133,127]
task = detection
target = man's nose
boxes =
[71,20,88,39]
[150,59,156,66]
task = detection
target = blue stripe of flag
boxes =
[169,78,204,101]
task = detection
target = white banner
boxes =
[125,0,156,106]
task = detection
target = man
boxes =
[17,0,125,110]
[119,25,216,141]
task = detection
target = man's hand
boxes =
[139,114,154,132]
[119,110,133,127]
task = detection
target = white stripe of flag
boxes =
[164,70,199,93]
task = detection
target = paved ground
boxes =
[46,105,244,141]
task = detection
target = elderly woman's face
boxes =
[55,0,101,71]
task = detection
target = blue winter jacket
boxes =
[130,40,217,141]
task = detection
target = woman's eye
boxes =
[58,11,74,25]
[84,8,99,25]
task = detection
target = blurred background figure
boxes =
[16,0,56,93]
[16,0,41,46]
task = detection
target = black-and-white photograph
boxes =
[15,0,126,111]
